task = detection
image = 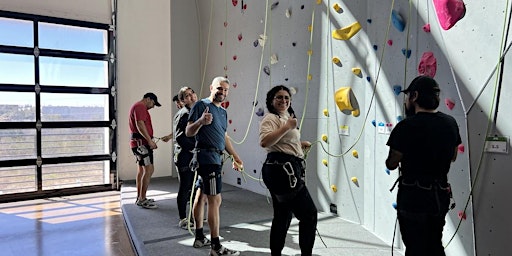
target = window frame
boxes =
[0,10,117,202]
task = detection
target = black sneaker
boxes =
[193,237,211,248]
[209,245,240,256]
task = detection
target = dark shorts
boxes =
[131,145,154,166]
[196,164,222,195]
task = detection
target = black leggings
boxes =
[262,152,317,256]
[269,187,317,256]
[177,166,195,220]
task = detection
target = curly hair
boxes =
[265,85,296,118]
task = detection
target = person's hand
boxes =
[284,113,298,130]
[301,141,311,150]
[232,156,244,172]
[200,106,212,125]
[161,134,172,142]
[148,140,158,149]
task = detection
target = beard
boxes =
[213,92,225,103]
[404,103,416,117]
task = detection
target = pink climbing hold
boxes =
[238,33,243,41]
[433,0,466,30]
[423,23,431,32]
[232,0,238,7]
[418,52,437,78]
[387,40,393,46]
[458,144,465,153]
[233,55,237,61]
[445,98,455,110]
[458,211,467,220]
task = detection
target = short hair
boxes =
[178,86,194,101]
[172,94,180,102]
[211,76,230,88]
[265,85,296,117]
[403,76,440,110]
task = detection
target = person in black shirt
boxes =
[386,76,462,256]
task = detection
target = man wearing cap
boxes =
[386,76,462,256]
[129,92,161,209]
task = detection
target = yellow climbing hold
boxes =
[351,177,358,183]
[331,184,338,192]
[317,0,322,4]
[323,108,329,116]
[307,49,313,56]
[333,3,342,12]
[321,134,328,142]
[308,25,312,32]
[322,159,328,166]
[352,109,360,117]
[308,74,312,80]
[352,150,359,158]
[332,57,340,64]
[332,21,361,40]
[352,67,361,75]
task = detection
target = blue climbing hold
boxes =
[371,120,376,127]
[385,169,390,175]
[392,202,397,209]
[391,10,405,32]
[366,76,371,82]
[393,85,402,96]
[373,45,378,51]
[401,48,411,58]
[397,115,403,122]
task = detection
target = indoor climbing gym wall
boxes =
[179,0,512,255]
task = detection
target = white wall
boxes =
[116,0,173,180]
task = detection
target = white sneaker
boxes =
[210,245,240,256]
[178,218,195,230]
[136,198,158,209]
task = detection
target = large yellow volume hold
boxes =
[332,21,362,40]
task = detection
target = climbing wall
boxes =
[187,0,512,255]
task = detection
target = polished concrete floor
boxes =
[0,191,136,256]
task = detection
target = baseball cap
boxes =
[144,92,161,107]
[401,76,440,95]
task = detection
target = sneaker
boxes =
[209,245,240,256]
[193,237,211,248]
[178,218,195,230]
[136,198,158,209]
[134,198,155,205]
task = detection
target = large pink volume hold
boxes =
[433,0,466,30]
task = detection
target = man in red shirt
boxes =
[129,92,161,209]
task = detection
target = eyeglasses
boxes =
[274,95,291,100]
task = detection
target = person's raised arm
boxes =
[186,106,211,137]
[259,114,297,148]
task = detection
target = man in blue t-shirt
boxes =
[186,76,243,256]
[386,76,462,256]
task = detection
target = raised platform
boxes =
[120,176,403,256]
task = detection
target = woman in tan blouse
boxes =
[259,85,318,256]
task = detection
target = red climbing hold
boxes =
[221,101,230,109]
[232,0,238,7]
